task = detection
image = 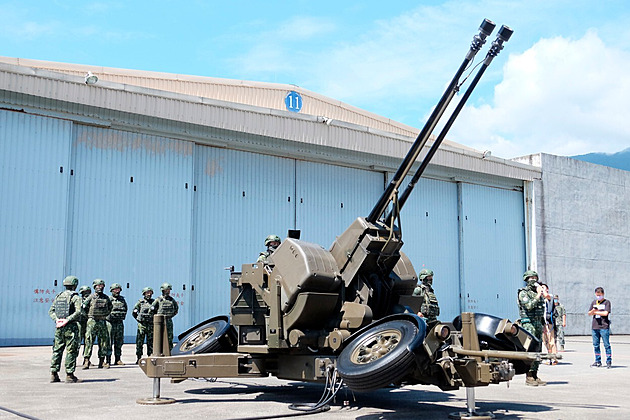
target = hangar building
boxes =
[2,57,541,345]
[515,154,630,335]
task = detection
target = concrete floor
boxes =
[0,335,628,419]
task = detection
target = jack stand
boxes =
[137,314,176,405]
[137,377,176,405]
[448,388,494,419]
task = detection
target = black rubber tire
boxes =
[337,319,420,392]
[452,312,538,374]
[452,313,537,351]
[171,318,236,355]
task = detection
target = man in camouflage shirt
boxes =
[553,294,567,351]
[133,287,155,363]
[77,285,91,354]
[257,235,281,263]
[518,270,546,386]
[108,283,128,366]
[49,275,83,383]
[413,269,440,325]
[82,278,113,369]
[151,282,179,351]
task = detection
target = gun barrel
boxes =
[366,19,496,224]
[386,25,513,221]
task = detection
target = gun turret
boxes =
[328,20,511,321]
[227,19,512,350]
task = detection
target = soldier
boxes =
[151,282,179,351]
[82,278,113,369]
[518,270,546,386]
[77,285,91,353]
[108,282,128,366]
[412,269,440,325]
[257,234,281,263]
[133,287,155,364]
[553,294,567,352]
[49,275,83,383]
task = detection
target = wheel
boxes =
[337,319,421,392]
[171,318,236,355]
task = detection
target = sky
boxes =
[2,0,630,159]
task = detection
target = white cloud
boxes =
[274,16,336,41]
[448,31,630,158]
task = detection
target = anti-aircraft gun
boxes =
[140,19,553,400]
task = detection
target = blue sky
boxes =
[2,0,630,158]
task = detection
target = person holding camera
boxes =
[588,287,612,368]
[540,283,557,361]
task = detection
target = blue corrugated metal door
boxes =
[398,177,461,322]
[459,183,526,320]
[69,126,194,340]
[0,110,72,345]
[191,145,295,324]
[295,161,383,248]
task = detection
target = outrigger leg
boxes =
[137,314,176,405]
[448,387,495,419]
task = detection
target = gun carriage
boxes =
[140,19,554,407]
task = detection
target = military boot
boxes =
[82,358,91,370]
[66,373,79,383]
[98,357,104,368]
[525,372,538,387]
[103,357,111,369]
[534,375,547,386]
[115,357,124,366]
[50,372,60,383]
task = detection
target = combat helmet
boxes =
[142,287,153,294]
[160,282,172,291]
[79,285,91,294]
[110,282,122,292]
[92,278,105,287]
[419,269,434,286]
[63,275,79,287]
[522,270,538,282]
[265,234,281,247]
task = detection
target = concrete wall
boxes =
[515,154,630,335]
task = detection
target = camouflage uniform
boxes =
[257,234,280,263]
[133,288,155,360]
[108,284,128,364]
[82,281,113,367]
[151,284,179,351]
[412,269,440,325]
[553,301,566,351]
[518,270,545,385]
[49,279,83,380]
[77,286,91,353]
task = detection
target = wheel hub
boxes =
[179,326,217,352]
[350,329,402,364]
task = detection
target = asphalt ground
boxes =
[0,335,628,420]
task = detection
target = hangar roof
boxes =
[0,56,540,183]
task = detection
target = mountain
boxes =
[572,148,630,172]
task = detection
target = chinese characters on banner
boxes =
[32,288,56,304]
[172,292,185,307]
